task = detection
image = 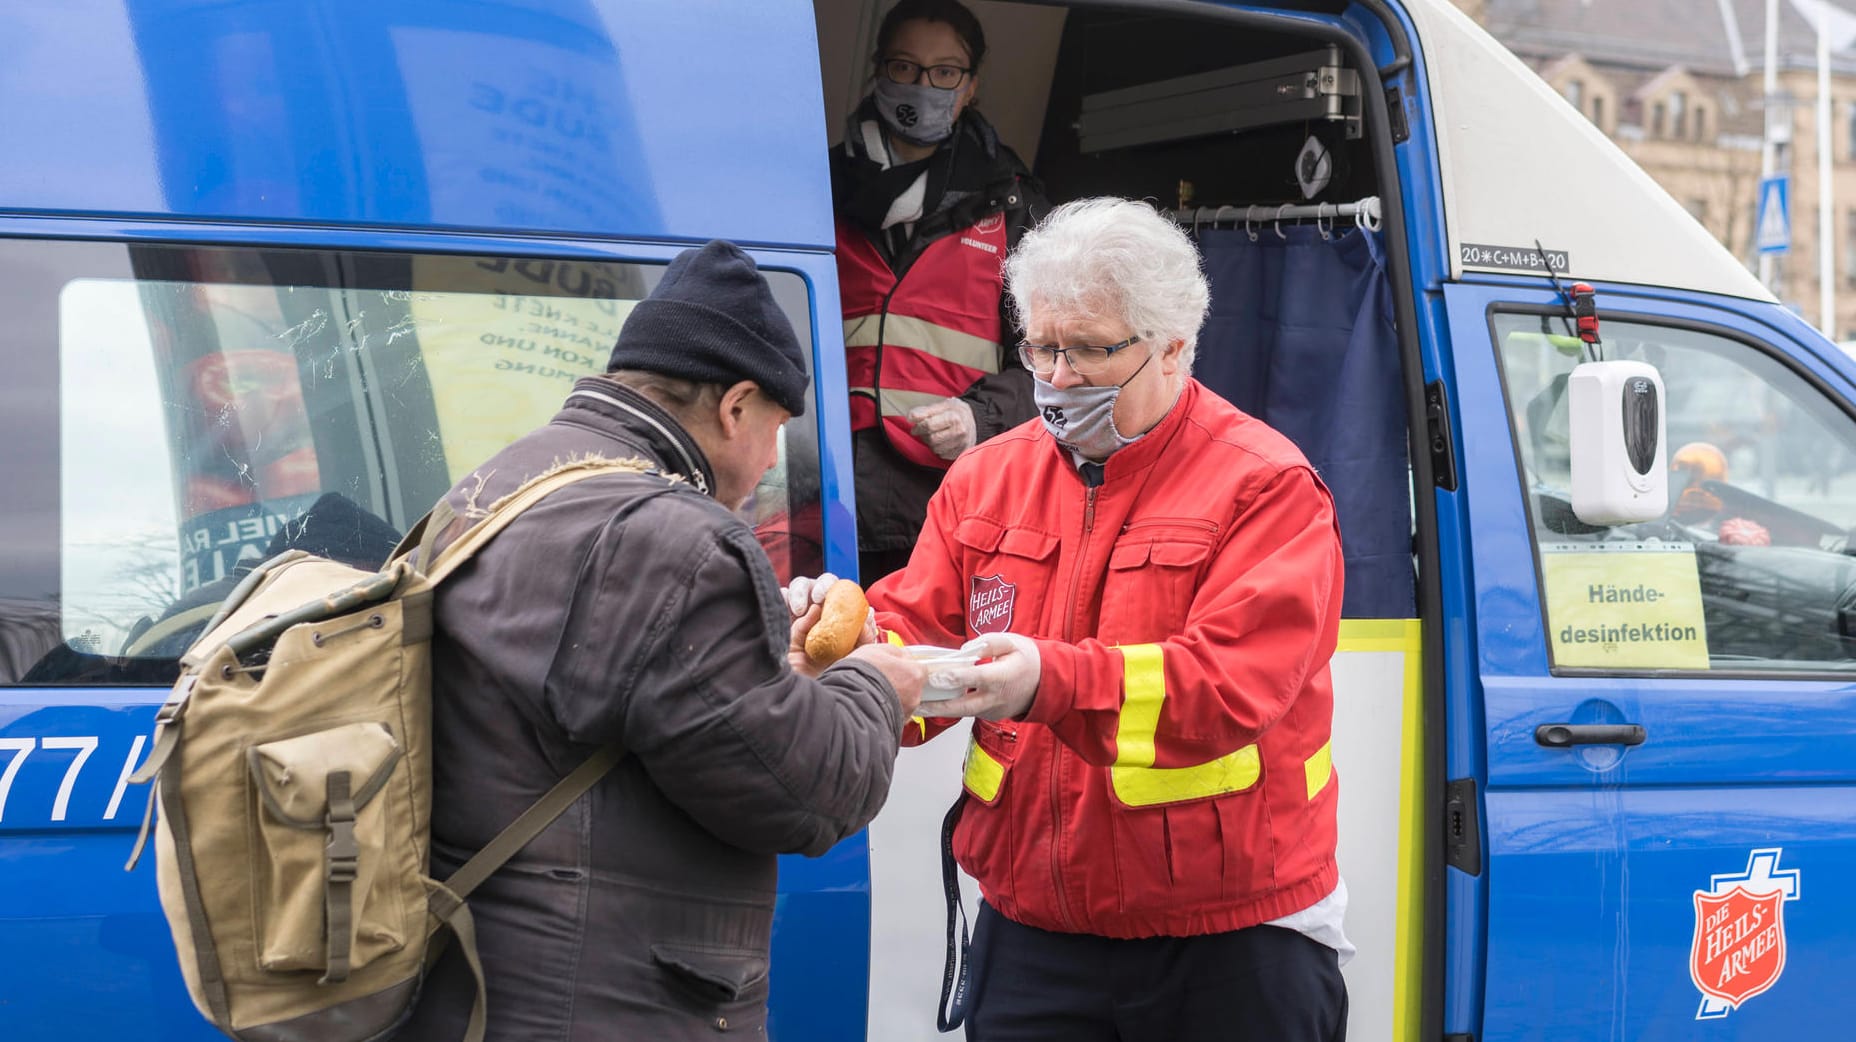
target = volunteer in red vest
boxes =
[832,0,1048,582]
[793,198,1352,1041]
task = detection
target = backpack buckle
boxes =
[326,826,359,884]
[325,774,360,884]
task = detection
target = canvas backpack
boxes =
[125,459,674,1042]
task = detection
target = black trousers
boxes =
[963,902,1347,1042]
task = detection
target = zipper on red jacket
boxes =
[1048,481,1096,933]
[1062,485,1098,643]
[1046,737,1079,932]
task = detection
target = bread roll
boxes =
[804,580,868,667]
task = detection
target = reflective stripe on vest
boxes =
[846,313,1000,373]
[1110,644,1261,807]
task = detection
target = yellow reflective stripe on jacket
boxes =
[1110,644,1261,807]
[1304,740,1333,800]
[843,313,1002,374]
[964,738,1005,802]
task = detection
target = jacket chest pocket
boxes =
[1099,524,1216,642]
[952,517,1058,639]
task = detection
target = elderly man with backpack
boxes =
[398,240,926,1039]
[130,240,918,1042]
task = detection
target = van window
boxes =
[0,241,822,686]
[1496,312,1856,672]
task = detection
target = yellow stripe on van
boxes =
[1336,617,1424,1042]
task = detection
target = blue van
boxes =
[4,1,1855,1040]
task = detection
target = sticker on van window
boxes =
[1539,541,1709,669]
[1460,242,1568,273]
[1692,848,1800,1019]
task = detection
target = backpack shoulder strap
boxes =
[385,498,457,574]
[421,460,666,586]
[427,470,683,903]
[422,747,622,1042]
[434,744,626,910]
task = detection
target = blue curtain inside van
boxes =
[1194,223,1414,619]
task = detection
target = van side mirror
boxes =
[1569,360,1668,525]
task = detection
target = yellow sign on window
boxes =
[410,257,643,480]
[1540,542,1710,669]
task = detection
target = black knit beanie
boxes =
[607,240,809,416]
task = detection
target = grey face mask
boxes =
[872,77,961,147]
[1033,351,1155,461]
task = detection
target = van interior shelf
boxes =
[1076,44,1361,152]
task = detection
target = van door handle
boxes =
[1534,723,1646,748]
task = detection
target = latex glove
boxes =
[784,572,878,677]
[908,398,977,461]
[924,632,1041,721]
[784,572,840,619]
[846,642,926,722]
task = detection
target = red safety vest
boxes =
[835,213,1009,470]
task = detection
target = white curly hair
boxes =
[1003,197,1210,371]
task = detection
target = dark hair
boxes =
[875,0,987,74]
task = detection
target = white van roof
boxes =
[1400,0,1776,301]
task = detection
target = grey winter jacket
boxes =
[395,378,903,1041]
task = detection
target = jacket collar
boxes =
[1055,378,1202,485]
[557,377,718,498]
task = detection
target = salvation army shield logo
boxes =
[1691,886,1787,1010]
[1690,848,1800,1019]
[969,574,1016,634]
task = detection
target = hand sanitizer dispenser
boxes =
[1569,360,1667,525]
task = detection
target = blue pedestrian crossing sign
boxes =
[1756,175,1791,255]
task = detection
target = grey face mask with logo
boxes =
[1032,350,1156,461]
[872,77,961,147]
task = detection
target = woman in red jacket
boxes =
[831,0,1047,583]
[795,198,1351,1042]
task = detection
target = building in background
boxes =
[1473,0,1856,338]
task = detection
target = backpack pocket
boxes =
[247,721,406,980]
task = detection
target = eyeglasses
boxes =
[1018,335,1144,377]
[881,57,970,90]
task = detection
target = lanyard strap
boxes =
[937,792,971,1033]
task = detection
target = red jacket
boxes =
[869,379,1344,939]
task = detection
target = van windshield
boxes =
[0,241,822,685]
